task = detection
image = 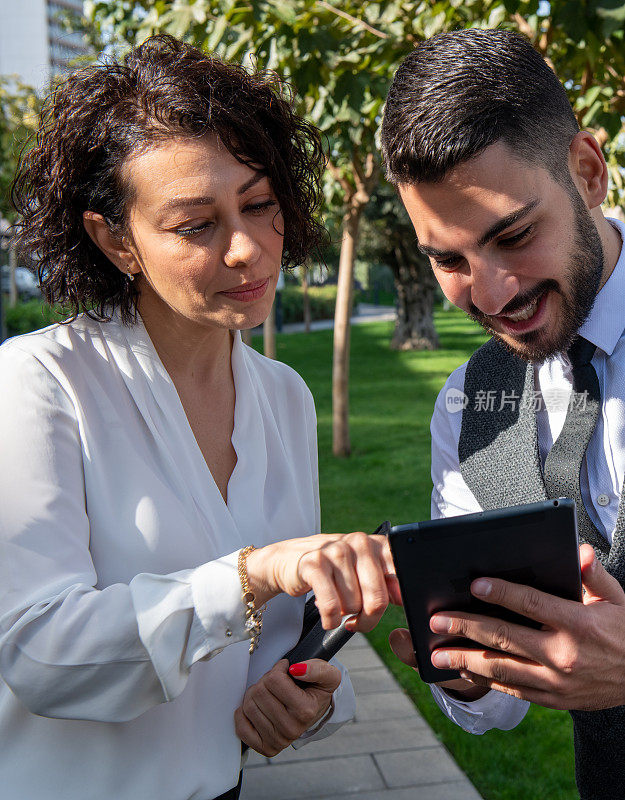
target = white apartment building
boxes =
[0,0,90,91]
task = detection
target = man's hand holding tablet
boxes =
[386,499,625,709]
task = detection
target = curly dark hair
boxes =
[12,34,327,322]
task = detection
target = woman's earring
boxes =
[126,269,135,282]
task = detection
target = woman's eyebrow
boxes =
[237,172,267,195]
[158,174,268,215]
[160,195,216,213]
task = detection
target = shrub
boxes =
[5,300,61,338]
[3,285,361,341]
[280,285,338,324]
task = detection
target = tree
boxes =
[504,0,625,208]
[362,184,439,351]
[84,0,625,456]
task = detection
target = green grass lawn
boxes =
[257,307,578,800]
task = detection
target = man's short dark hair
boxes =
[381,28,579,186]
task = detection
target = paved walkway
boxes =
[240,633,483,800]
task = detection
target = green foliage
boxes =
[4,287,353,337]
[520,0,625,206]
[280,285,338,324]
[5,300,63,338]
[84,0,625,215]
[281,283,395,323]
[0,79,40,223]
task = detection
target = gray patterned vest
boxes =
[459,337,625,800]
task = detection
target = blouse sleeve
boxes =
[0,345,251,722]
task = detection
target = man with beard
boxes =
[380,27,625,799]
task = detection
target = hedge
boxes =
[5,299,61,338]
[3,284,389,340]
[280,285,339,324]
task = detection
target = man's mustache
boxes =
[469,279,560,322]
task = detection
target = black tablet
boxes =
[389,499,582,683]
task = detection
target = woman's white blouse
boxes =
[0,314,355,799]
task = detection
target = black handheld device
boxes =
[389,499,582,683]
[283,607,353,666]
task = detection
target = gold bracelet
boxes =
[238,545,264,654]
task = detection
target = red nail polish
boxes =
[288,663,307,677]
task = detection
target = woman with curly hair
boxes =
[0,35,394,800]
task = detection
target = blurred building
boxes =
[0,0,89,91]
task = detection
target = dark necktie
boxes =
[543,336,604,551]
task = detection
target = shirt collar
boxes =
[577,216,625,356]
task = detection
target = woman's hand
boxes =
[234,659,341,757]
[245,532,398,631]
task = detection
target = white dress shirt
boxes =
[0,313,355,799]
[428,217,625,733]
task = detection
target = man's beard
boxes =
[467,191,604,363]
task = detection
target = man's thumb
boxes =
[580,543,625,605]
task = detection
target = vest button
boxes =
[596,494,610,507]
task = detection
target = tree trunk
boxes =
[390,246,439,351]
[302,265,311,333]
[263,300,276,359]
[332,205,360,457]
[329,151,379,458]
